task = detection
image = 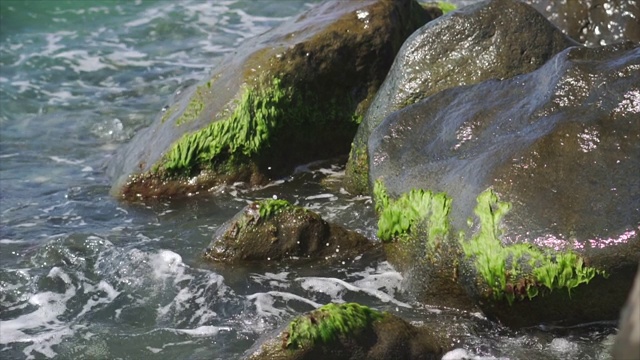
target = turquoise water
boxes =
[0,1,618,359]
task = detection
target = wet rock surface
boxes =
[345,0,577,194]
[524,0,640,46]
[247,303,449,360]
[204,200,376,264]
[369,43,640,326]
[107,0,433,201]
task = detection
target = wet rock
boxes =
[523,0,640,46]
[247,302,449,360]
[344,0,577,194]
[369,43,640,326]
[612,263,640,360]
[107,0,434,201]
[204,199,375,264]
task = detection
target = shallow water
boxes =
[0,1,619,359]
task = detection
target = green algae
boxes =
[284,303,383,350]
[373,179,451,250]
[155,74,361,179]
[344,145,370,195]
[159,77,287,175]
[257,198,291,220]
[437,2,457,14]
[461,189,604,304]
[373,180,605,305]
[175,85,206,126]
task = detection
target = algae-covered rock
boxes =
[344,0,577,194]
[373,181,635,327]
[523,0,640,46]
[204,199,375,264]
[368,42,640,326]
[248,302,448,360]
[373,181,477,312]
[107,0,434,201]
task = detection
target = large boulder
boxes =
[344,0,577,194]
[369,43,640,326]
[107,0,433,201]
[247,302,449,360]
[204,199,376,264]
[523,0,640,46]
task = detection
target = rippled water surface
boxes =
[0,1,618,359]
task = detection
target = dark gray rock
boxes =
[369,43,640,326]
[247,303,449,360]
[524,0,640,46]
[107,0,433,201]
[203,200,376,264]
[344,0,577,194]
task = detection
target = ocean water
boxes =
[0,1,618,359]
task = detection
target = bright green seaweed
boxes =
[437,2,457,14]
[159,77,287,174]
[257,198,291,220]
[462,189,603,304]
[373,180,605,305]
[373,179,451,250]
[284,303,383,349]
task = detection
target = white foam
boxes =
[352,263,404,296]
[150,250,184,280]
[0,267,77,359]
[76,280,120,318]
[49,156,83,165]
[0,238,25,244]
[155,270,227,326]
[251,271,291,289]
[297,276,411,308]
[442,348,507,360]
[168,325,231,337]
[443,348,473,360]
[549,338,579,356]
[305,193,338,201]
[247,291,321,318]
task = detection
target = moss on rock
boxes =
[109,0,435,201]
[284,303,384,350]
[461,189,606,305]
[374,180,608,319]
[373,179,451,253]
[204,200,375,264]
[248,302,448,359]
[437,2,457,14]
[158,77,288,176]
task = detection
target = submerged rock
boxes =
[107,0,433,201]
[345,0,577,194]
[369,43,640,326]
[204,199,375,264]
[248,302,448,360]
[524,0,640,46]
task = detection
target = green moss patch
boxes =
[284,303,383,350]
[373,179,452,248]
[257,198,291,220]
[158,77,286,175]
[175,85,206,126]
[373,180,605,305]
[461,189,604,304]
[437,2,457,14]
